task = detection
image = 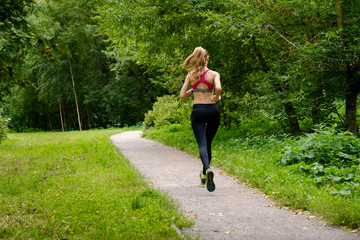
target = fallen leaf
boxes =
[185,210,193,213]
[192,214,198,219]
[225,230,232,234]
[51,215,55,220]
[43,226,48,231]
[265,195,270,199]
[308,216,315,220]
[295,209,303,215]
[147,181,153,184]
[192,228,199,231]
[218,213,224,216]
[209,213,215,216]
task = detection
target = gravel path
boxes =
[110,130,359,240]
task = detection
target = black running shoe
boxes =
[206,169,215,192]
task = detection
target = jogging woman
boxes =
[180,47,222,192]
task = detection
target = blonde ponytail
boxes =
[183,47,208,78]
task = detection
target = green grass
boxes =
[144,123,360,230]
[0,128,191,239]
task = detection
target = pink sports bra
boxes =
[192,69,214,93]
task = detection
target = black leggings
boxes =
[191,104,220,174]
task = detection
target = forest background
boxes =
[0,0,359,135]
[1,0,360,231]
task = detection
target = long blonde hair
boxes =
[183,47,208,79]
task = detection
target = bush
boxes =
[280,126,360,167]
[0,110,8,143]
[143,95,192,128]
[279,125,360,198]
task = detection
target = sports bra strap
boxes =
[192,69,214,90]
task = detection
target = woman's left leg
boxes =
[205,105,220,168]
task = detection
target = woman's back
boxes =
[188,69,220,104]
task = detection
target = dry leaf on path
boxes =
[295,209,303,215]
[225,230,232,234]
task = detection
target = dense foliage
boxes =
[0,0,166,132]
[143,95,192,129]
[96,0,360,134]
[280,126,360,198]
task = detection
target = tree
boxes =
[0,0,34,84]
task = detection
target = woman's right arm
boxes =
[180,74,193,99]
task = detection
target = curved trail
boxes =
[110,131,358,240]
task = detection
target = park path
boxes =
[110,131,359,240]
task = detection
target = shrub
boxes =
[143,95,192,128]
[280,126,360,168]
[279,125,360,198]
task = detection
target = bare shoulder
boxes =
[208,69,220,78]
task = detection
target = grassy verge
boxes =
[0,128,191,239]
[144,123,360,230]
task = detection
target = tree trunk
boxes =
[345,66,358,136]
[86,105,91,129]
[345,88,357,136]
[252,37,301,132]
[334,0,343,29]
[69,58,82,131]
[284,102,301,133]
[42,104,47,131]
[45,104,53,131]
[59,101,64,132]
[334,1,358,136]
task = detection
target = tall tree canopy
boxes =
[97,0,360,134]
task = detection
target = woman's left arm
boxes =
[180,74,193,99]
[213,72,222,102]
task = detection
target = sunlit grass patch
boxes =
[0,129,191,239]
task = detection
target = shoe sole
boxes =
[206,170,215,192]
